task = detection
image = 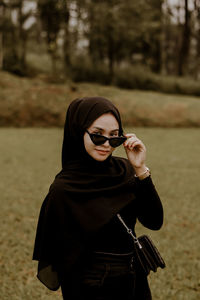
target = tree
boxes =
[82,0,163,77]
[193,0,200,78]
[178,0,191,75]
[0,0,5,69]
[61,0,71,73]
[15,0,32,71]
[38,0,63,74]
[0,0,36,74]
[1,0,19,73]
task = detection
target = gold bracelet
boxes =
[134,167,150,179]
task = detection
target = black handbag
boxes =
[117,214,166,276]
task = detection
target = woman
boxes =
[33,97,163,299]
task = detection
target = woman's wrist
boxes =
[134,165,151,180]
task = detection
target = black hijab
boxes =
[33,97,136,290]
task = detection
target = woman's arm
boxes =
[134,176,163,230]
[123,133,163,230]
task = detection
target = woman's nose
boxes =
[103,140,110,147]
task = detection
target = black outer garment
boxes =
[91,176,163,253]
[32,97,163,291]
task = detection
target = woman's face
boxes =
[83,113,119,161]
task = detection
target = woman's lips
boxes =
[95,149,110,155]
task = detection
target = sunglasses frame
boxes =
[86,130,127,148]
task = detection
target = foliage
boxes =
[71,55,111,84]
[0,0,35,75]
[37,0,64,62]
[82,0,162,76]
[0,127,200,299]
[1,71,200,127]
[70,61,200,96]
[3,0,200,80]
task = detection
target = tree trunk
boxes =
[152,0,162,73]
[18,0,27,72]
[0,1,6,70]
[194,0,200,79]
[0,2,3,70]
[48,41,58,75]
[106,16,115,80]
[0,32,3,70]
[178,0,190,76]
[107,36,114,79]
[62,0,71,75]
[51,51,57,75]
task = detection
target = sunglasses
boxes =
[86,130,127,148]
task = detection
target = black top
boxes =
[91,176,163,253]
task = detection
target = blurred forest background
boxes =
[1,0,200,127]
[1,0,200,90]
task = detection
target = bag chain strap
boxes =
[117,214,142,249]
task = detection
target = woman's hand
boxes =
[123,133,147,173]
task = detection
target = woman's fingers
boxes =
[124,133,136,139]
[123,133,146,168]
[123,133,146,152]
[124,135,140,147]
[124,134,136,146]
[127,140,142,150]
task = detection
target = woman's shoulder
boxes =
[41,179,69,211]
[42,173,67,203]
[49,176,67,195]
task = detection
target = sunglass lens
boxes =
[91,134,107,145]
[110,137,126,147]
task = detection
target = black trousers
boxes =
[59,252,152,300]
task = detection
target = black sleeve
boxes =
[134,176,163,230]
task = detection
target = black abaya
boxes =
[32,97,163,294]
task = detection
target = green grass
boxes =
[0,128,200,299]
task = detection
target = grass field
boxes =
[0,127,200,299]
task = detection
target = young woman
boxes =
[33,97,163,300]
